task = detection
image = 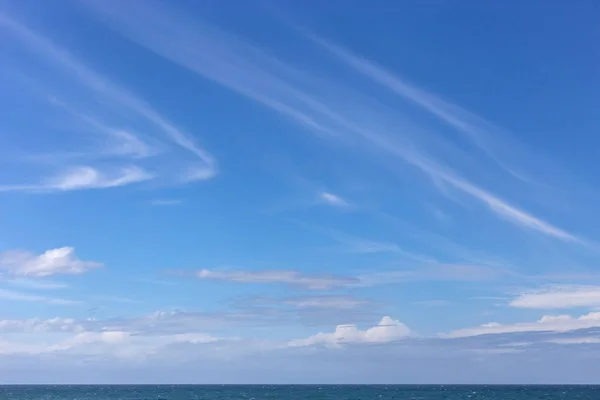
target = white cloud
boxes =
[319,192,349,207]
[357,264,509,286]
[79,0,583,243]
[0,313,229,359]
[315,41,586,245]
[289,316,410,348]
[148,199,183,206]
[0,317,83,333]
[192,264,507,291]
[547,336,600,345]
[446,312,600,338]
[509,285,600,309]
[0,329,223,358]
[0,12,217,190]
[321,228,435,262]
[5,278,68,290]
[0,165,153,193]
[197,269,357,290]
[0,289,80,305]
[45,166,152,191]
[0,247,102,277]
[283,296,368,310]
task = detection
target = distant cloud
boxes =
[509,285,600,309]
[446,312,600,338]
[4,278,68,290]
[283,295,368,310]
[0,166,152,193]
[548,336,600,345]
[414,300,450,307]
[0,327,224,357]
[0,317,81,333]
[0,247,102,277]
[190,263,510,292]
[307,225,436,263]
[0,289,80,305]
[148,199,183,206]
[357,264,511,286]
[196,269,357,290]
[319,192,349,207]
[289,316,410,348]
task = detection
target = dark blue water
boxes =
[1,385,599,400]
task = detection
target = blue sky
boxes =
[1,0,600,383]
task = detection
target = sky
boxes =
[1,0,600,384]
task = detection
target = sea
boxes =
[0,385,599,400]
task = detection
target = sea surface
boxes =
[0,385,599,400]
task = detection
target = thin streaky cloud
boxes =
[308,37,584,244]
[445,312,600,338]
[509,285,600,309]
[0,12,217,181]
[319,192,349,207]
[0,165,152,192]
[148,199,183,206]
[321,226,437,264]
[81,1,584,245]
[313,38,532,183]
[196,268,358,290]
[5,278,68,290]
[48,97,157,159]
[0,288,80,305]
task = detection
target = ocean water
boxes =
[0,385,599,400]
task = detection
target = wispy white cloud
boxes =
[47,97,158,160]
[196,269,357,290]
[282,295,368,310]
[79,1,584,244]
[0,11,217,190]
[289,316,410,348]
[0,165,152,192]
[308,225,437,263]
[0,247,102,277]
[547,336,600,345]
[319,192,350,208]
[414,300,450,307]
[0,317,82,333]
[446,312,600,338]
[509,285,600,309]
[0,289,80,305]
[148,199,183,206]
[4,278,68,290]
[312,38,535,183]
[0,328,225,358]
[191,262,510,291]
[357,264,512,286]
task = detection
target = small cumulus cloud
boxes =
[289,316,410,348]
[0,247,102,277]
